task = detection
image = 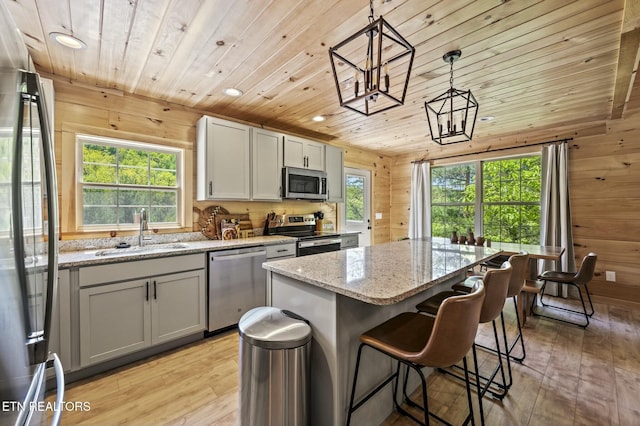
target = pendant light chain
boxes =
[449,58,454,91]
[369,0,375,23]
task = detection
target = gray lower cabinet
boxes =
[78,255,205,367]
[340,234,359,249]
[79,279,151,366]
[265,242,296,259]
[49,269,71,375]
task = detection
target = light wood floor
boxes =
[49,297,640,425]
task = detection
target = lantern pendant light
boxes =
[425,50,479,145]
[329,0,415,116]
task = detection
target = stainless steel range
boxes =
[265,214,342,256]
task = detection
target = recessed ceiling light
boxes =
[479,116,495,122]
[312,115,326,122]
[223,87,243,97]
[49,32,86,49]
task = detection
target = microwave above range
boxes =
[282,166,328,201]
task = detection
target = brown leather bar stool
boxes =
[415,262,512,423]
[531,252,597,328]
[346,282,486,426]
[453,252,529,368]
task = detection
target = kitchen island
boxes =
[263,237,502,426]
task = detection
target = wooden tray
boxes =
[215,214,252,239]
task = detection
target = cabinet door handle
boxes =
[145,281,149,301]
[153,280,157,300]
[209,181,212,196]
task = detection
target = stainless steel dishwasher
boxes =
[208,246,267,332]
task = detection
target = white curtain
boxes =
[540,143,575,297]
[409,161,431,239]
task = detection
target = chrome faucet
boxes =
[139,208,151,246]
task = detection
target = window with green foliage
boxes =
[482,157,541,244]
[345,174,365,222]
[431,164,476,238]
[78,135,182,229]
[431,155,541,244]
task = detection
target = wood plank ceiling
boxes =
[4,0,639,156]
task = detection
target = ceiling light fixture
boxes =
[312,115,326,122]
[49,32,86,50]
[223,87,243,97]
[425,50,479,145]
[328,0,415,116]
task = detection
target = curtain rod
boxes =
[411,138,573,164]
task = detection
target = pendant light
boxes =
[328,0,415,116]
[425,50,479,144]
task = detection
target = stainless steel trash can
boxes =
[239,306,312,426]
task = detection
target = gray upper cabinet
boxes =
[284,135,325,171]
[252,128,283,201]
[197,116,251,200]
[325,145,344,203]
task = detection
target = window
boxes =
[77,135,183,229]
[345,174,366,223]
[431,163,476,238]
[431,155,541,244]
[482,157,541,244]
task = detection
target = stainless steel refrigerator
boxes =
[0,2,64,425]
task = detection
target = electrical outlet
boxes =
[605,271,616,282]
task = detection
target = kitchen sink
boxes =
[94,243,188,257]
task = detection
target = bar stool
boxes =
[346,282,486,426]
[415,262,513,423]
[531,252,597,328]
[453,252,529,367]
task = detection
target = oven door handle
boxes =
[298,238,342,248]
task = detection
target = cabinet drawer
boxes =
[266,243,296,259]
[340,234,359,249]
[79,254,205,287]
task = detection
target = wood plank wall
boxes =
[48,74,639,304]
[389,110,640,304]
[51,78,392,244]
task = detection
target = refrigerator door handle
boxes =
[50,353,66,426]
[16,71,59,366]
[11,75,34,348]
[35,70,59,365]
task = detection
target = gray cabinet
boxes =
[284,135,325,170]
[340,234,359,249]
[266,242,296,259]
[197,116,252,200]
[325,145,344,203]
[79,279,151,366]
[252,128,283,201]
[78,255,205,367]
[152,270,206,344]
[49,269,71,374]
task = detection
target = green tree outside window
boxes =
[431,156,541,244]
[79,136,181,228]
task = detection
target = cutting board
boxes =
[215,214,252,239]
[196,205,229,240]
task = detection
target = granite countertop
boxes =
[263,237,503,305]
[58,235,296,268]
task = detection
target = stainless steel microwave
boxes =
[282,166,328,200]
